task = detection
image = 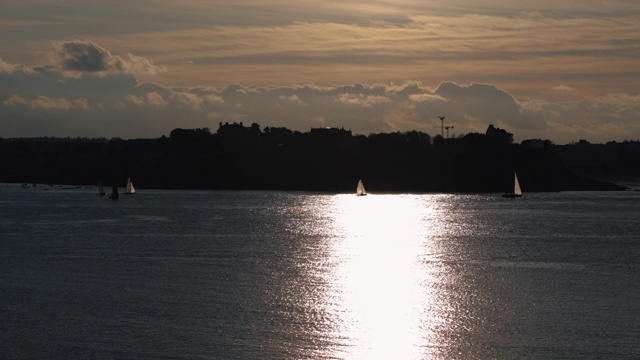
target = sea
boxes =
[1,184,639,359]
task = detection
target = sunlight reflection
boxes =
[321,194,444,359]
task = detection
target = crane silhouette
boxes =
[444,126,454,139]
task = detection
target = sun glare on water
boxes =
[318,194,445,359]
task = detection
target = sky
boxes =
[1,0,639,144]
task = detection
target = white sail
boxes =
[514,173,522,196]
[125,177,136,194]
[356,180,366,196]
[502,172,523,198]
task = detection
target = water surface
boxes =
[1,185,639,359]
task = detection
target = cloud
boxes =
[147,92,166,107]
[337,93,391,107]
[172,91,204,110]
[29,95,89,110]
[0,57,14,72]
[530,93,640,142]
[553,85,575,92]
[3,94,27,106]
[434,82,547,131]
[409,94,448,102]
[120,53,164,75]
[2,1,639,100]
[127,95,145,106]
[1,42,639,143]
[54,40,163,75]
[56,40,113,72]
[126,92,166,108]
[67,5,637,98]
[278,94,305,105]
[74,97,90,110]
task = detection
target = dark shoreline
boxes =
[1,124,637,193]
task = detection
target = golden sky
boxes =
[1,0,639,143]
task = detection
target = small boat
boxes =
[124,177,136,195]
[356,179,367,196]
[109,185,119,200]
[98,181,106,196]
[502,172,523,198]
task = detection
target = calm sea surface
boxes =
[1,185,639,359]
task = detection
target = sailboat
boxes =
[124,177,136,195]
[109,185,119,200]
[356,179,367,196]
[98,180,106,196]
[502,172,523,198]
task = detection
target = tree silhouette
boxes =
[0,123,630,192]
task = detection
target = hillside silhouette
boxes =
[1,122,635,192]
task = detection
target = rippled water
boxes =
[1,185,639,359]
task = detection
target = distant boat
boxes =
[356,179,367,196]
[124,177,136,195]
[502,172,523,198]
[109,185,119,200]
[98,181,106,196]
